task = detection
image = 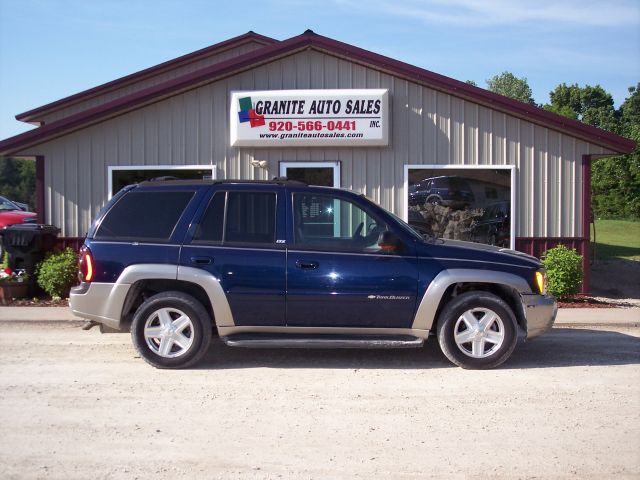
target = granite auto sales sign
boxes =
[230,89,389,147]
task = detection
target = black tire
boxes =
[131,291,212,369]
[436,291,518,369]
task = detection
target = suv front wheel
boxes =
[437,291,518,369]
[131,291,212,369]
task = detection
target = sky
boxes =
[0,0,638,139]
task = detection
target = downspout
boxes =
[36,155,45,224]
[581,154,591,294]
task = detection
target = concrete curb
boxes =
[0,307,78,322]
[0,306,639,327]
[555,307,640,327]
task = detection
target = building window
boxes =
[108,165,215,198]
[405,165,515,249]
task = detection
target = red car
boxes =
[0,196,37,256]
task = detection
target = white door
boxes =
[279,161,340,187]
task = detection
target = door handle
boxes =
[190,256,213,265]
[296,260,319,269]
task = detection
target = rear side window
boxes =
[193,191,276,245]
[95,190,193,241]
[226,192,276,244]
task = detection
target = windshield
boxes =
[0,197,19,212]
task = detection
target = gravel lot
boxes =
[0,321,639,479]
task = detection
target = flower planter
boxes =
[0,282,29,305]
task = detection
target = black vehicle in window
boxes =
[471,201,510,247]
[408,176,475,208]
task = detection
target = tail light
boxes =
[78,246,94,283]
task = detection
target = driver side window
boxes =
[293,193,386,252]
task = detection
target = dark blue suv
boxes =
[70,179,556,369]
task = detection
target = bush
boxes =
[541,245,583,299]
[36,248,78,298]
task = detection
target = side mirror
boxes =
[378,231,401,253]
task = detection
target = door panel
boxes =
[181,245,286,326]
[286,191,418,328]
[286,251,418,328]
[180,189,286,327]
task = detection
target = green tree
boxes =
[0,156,36,210]
[543,83,638,219]
[543,83,619,132]
[486,72,535,104]
[590,84,640,219]
[620,83,640,126]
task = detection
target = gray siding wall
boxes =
[39,41,266,124]
[25,50,610,237]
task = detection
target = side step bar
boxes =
[220,333,425,349]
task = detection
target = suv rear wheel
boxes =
[436,291,518,369]
[131,291,212,369]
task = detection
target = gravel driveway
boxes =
[0,321,639,479]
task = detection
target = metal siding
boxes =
[478,105,491,165]
[451,97,463,164]
[436,91,451,165]
[20,50,615,236]
[547,130,561,237]
[520,122,534,237]
[464,101,478,165]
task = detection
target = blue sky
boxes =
[1,0,638,139]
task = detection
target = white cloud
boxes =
[331,0,640,27]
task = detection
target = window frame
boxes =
[279,161,341,187]
[403,164,516,249]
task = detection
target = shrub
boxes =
[541,245,583,299]
[36,248,78,298]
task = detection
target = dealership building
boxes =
[0,30,634,290]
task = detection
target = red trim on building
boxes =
[1,30,635,156]
[15,31,277,123]
[515,237,590,294]
[35,155,45,224]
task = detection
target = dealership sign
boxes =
[230,89,389,147]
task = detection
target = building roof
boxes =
[15,31,277,124]
[0,30,635,155]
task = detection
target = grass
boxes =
[591,219,640,261]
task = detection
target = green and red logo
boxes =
[237,96,265,128]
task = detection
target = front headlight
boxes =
[535,271,546,294]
